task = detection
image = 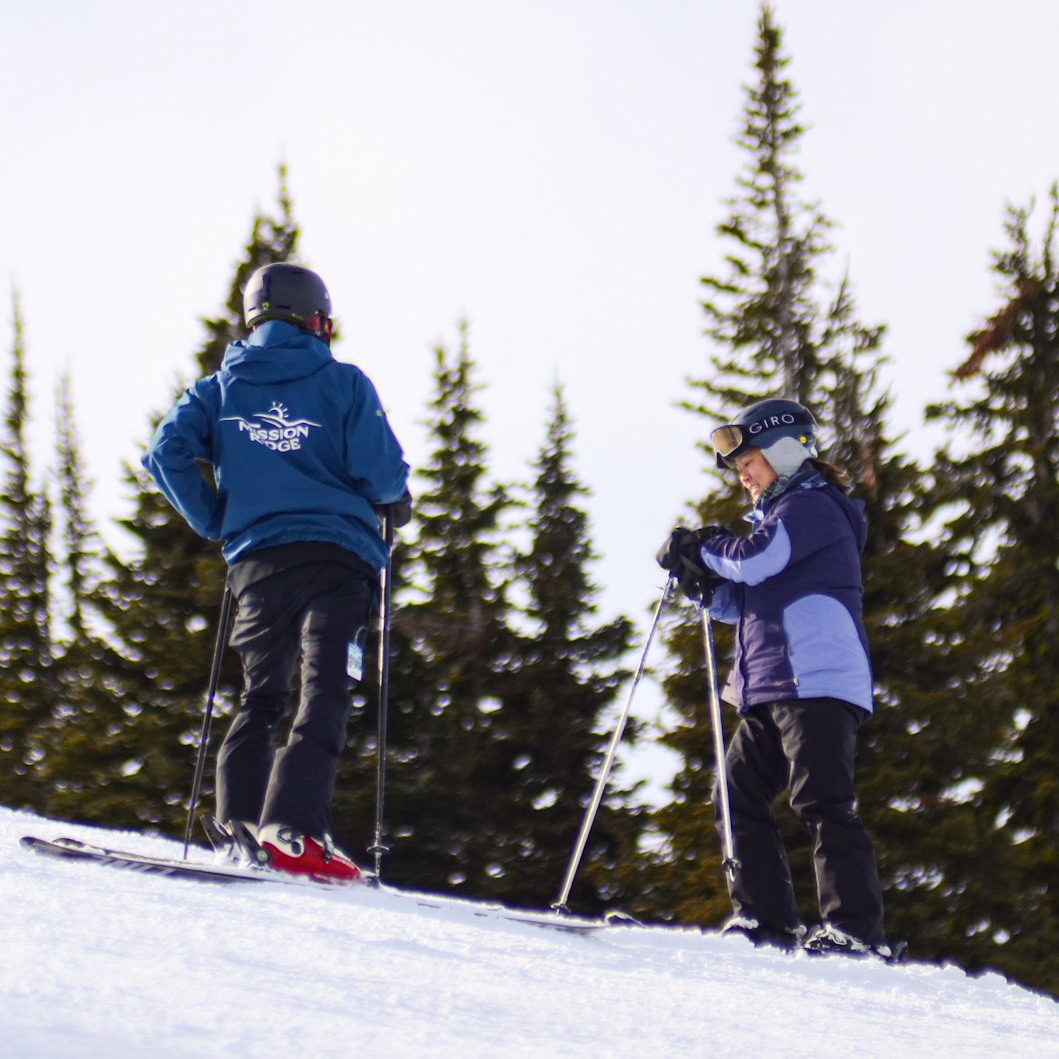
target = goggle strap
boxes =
[304,312,333,340]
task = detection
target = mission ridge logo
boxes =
[221,403,322,452]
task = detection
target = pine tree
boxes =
[195,166,299,377]
[53,375,97,641]
[496,383,637,913]
[37,374,131,822]
[339,351,641,909]
[84,172,300,832]
[918,185,1059,996]
[689,2,830,417]
[0,290,54,811]
[338,322,516,895]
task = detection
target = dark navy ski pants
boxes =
[716,697,886,945]
[215,544,375,839]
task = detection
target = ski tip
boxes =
[21,835,88,853]
[603,909,642,927]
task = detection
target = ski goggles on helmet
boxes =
[710,424,746,463]
[710,405,816,467]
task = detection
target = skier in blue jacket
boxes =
[657,398,889,957]
[145,262,409,881]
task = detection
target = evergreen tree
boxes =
[821,281,994,975]
[688,2,830,416]
[647,3,863,924]
[195,166,299,377]
[53,374,97,640]
[0,290,54,811]
[338,322,516,895]
[84,172,300,832]
[496,383,637,913]
[919,185,1059,996]
[337,351,640,910]
[37,374,130,822]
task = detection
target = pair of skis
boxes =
[19,833,904,961]
[19,832,612,935]
[23,816,346,889]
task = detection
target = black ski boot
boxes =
[720,915,804,952]
[803,923,907,963]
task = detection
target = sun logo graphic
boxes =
[221,402,323,452]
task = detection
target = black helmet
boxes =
[710,398,817,469]
[243,263,333,339]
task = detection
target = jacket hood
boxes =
[221,320,334,385]
[756,469,868,553]
[829,484,868,553]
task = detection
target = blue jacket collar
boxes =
[221,320,333,385]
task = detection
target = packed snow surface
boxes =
[1,806,1056,1058]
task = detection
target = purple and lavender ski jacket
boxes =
[702,470,874,714]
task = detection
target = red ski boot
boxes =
[258,824,363,883]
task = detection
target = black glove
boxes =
[656,525,726,602]
[655,525,725,573]
[678,570,721,605]
[375,490,413,529]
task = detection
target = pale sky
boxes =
[4,1,1059,793]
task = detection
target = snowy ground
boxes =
[2,806,1057,1058]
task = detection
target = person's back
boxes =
[146,267,407,570]
[183,318,405,566]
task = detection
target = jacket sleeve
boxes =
[343,372,409,505]
[699,493,843,587]
[142,383,223,540]
[707,581,741,623]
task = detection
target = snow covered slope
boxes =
[1,806,1056,1058]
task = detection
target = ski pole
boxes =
[701,608,739,880]
[553,576,676,915]
[368,513,395,879]
[183,581,233,859]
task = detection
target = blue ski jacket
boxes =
[143,320,409,570]
[702,469,874,714]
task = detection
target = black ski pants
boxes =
[215,547,375,840]
[716,697,885,945]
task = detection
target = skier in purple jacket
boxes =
[657,398,889,958]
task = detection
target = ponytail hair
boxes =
[809,458,850,492]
